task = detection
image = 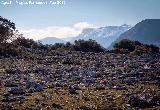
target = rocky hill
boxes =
[109,19,160,49]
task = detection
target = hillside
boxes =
[109,19,160,49]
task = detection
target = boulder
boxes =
[52,102,63,109]
[77,105,91,110]
[150,96,160,105]
[68,85,78,94]
[95,84,105,90]
[27,81,43,93]
[8,86,25,95]
[2,95,25,102]
[128,95,152,108]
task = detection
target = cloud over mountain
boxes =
[19,22,96,40]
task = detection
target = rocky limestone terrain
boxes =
[0,50,160,110]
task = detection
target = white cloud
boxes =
[19,22,96,40]
[73,22,95,30]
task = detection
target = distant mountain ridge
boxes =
[40,24,132,48]
[70,24,132,48]
[109,19,160,49]
[40,37,65,45]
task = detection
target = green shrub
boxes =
[113,39,159,55]
[73,39,105,53]
[12,37,37,48]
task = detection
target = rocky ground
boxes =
[0,49,160,110]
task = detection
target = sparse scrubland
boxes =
[0,16,160,110]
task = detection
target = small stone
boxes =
[68,85,78,94]
[52,102,63,109]
[128,95,151,108]
[78,105,91,110]
[2,95,25,102]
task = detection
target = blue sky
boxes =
[1,0,160,39]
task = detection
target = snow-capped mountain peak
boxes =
[70,24,132,48]
[40,24,132,48]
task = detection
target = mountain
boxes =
[109,19,160,49]
[70,24,132,48]
[39,24,131,47]
[40,37,66,45]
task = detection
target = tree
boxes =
[73,39,105,53]
[0,16,21,56]
[149,44,159,53]
[0,16,17,44]
[113,39,135,52]
[113,39,159,55]
[12,37,36,48]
